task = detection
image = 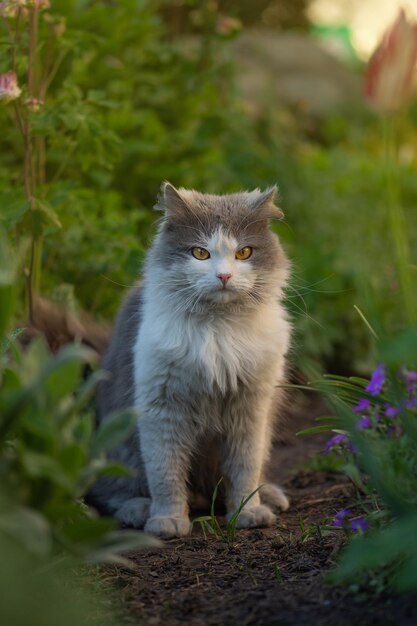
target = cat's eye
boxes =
[235,246,253,260]
[191,247,210,260]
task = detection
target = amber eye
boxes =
[235,246,253,260]
[191,247,210,260]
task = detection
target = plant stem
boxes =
[25,7,40,322]
[382,116,416,326]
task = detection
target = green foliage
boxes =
[2,0,417,371]
[0,519,112,626]
[0,234,157,624]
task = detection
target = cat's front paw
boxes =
[260,483,290,512]
[114,497,151,528]
[144,515,190,539]
[231,504,276,529]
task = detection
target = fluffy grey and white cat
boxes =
[90,182,291,538]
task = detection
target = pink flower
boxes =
[0,0,49,15]
[0,0,27,17]
[0,71,21,103]
[365,9,417,113]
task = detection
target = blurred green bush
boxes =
[0,235,156,625]
[1,0,417,373]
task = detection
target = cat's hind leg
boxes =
[259,483,290,512]
[113,497,151,528]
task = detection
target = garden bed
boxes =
[103,395,417,626]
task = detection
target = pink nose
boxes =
[217,273,232,286]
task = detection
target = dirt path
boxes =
[106,394,417,626]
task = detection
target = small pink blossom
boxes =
[0,71,22,103]
[365,9,417,113]
[0,0,49,15]
[0,0,27,17]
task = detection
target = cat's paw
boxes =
[115,497,151,528]
[144,515,190,539]
[260,483,290,512]
[231,504,276,529]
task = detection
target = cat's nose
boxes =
[217,273,232,286]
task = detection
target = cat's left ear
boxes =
[252,186,284,220]
[154,181,190,219]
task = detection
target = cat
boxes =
[89,182,291,538]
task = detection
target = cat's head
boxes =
[149,182,289,310]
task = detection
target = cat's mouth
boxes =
[207,286,238,303]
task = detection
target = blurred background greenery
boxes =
[1,0,416,375]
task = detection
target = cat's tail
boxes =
[21,296,112,359]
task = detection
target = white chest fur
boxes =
[133,284,290,397]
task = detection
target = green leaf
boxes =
[60,516,116,545]
[87,529,160,565]
[76,459,133,495]
[57,369,107,426]
[296,424,335,436]
[0,197,30,230]
[45,356,83,405]
[0,505,52,556]
[91,409,139,456]
[31,198,62,231]
[395,557,417,591]
[20,451,73,490]
[341,462,368,493]
[0,328,25,355]
[60,443,87,479]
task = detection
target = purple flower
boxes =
[386,424,399,437]
[350,517,370,533]
[353,398,371,413]
[346,441,359,454]
[405,397,417,409]
[356,416,372,429]
[332,509,352,527]
[405,370,417,383]
[405,370,417,396]
[384,404,399,419]
[324,433,348,454]
[366,364,385,396]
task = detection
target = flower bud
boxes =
[0,71,22,103]
[365,9,417,113]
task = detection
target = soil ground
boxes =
[104,393,417,626]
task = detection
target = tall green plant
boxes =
[0,235,157,562]
[302,8,417,593]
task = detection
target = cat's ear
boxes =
[155,182,190,219]
[251,186,284,220]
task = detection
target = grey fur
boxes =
[89,183,291,536]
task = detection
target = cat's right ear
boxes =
[154,182,190,219]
